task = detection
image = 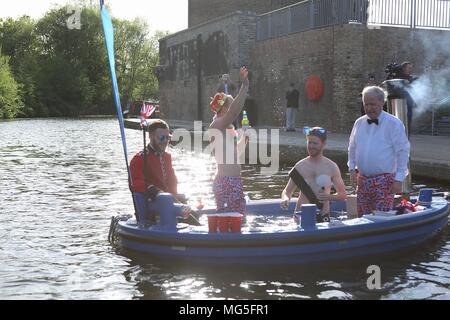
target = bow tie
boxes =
[367,118,379,125]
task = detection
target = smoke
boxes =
[366,1,450,117]
[407,31,450,117]
[409,69,450,117]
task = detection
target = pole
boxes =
[196,34,203,121]
[100,1,138,215]
[142,126,150,223]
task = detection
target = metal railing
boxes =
[256,0,450,41]
[368,0,450,29]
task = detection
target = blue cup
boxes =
[299,204,317,229]
[418,188,433,207]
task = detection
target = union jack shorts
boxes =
[357,173,395,216]
[213,176,246,215]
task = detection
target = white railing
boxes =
[257,0,450,41]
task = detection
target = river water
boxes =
[1,118,449,300]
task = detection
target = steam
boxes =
[366,1,450,117]
[409,68,450,117]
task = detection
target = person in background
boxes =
[399,61,414,83]
[280,127,347,218]
[217,73,239,128]
[348,86,410,217]
[285,83,300,132]
[217,73,237,98]
[209,67,249,216]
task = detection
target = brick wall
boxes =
[159,14,448,133]
[248,25,448,133]
[332,24,365,132]
[249,27,336,129]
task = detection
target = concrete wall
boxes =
[158,12,258,122]
[188,0,302,27]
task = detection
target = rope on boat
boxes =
[108,214,132,244]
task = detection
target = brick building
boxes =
[157,0,450,133]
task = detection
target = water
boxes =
[1,118,449,300]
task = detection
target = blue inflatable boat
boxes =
[109,196,449,265]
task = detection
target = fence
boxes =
[256,0,450,41]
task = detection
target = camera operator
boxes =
[398,62,415,83]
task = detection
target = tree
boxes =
[0,53,22,118]
[34,6,104,116]
[0,4,169,118]
[0,16,40,116]
[114,20,167,104]
[131,30,169,101]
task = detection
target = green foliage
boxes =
[0,4,166,118]
[0,53,22,118]
[114,20,168,104]
[0,16,40,117]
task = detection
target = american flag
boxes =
[140,102,156,128]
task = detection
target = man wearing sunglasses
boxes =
[130,119,178,198]
[130,120,195,226]
[348,86,410,217]
[281,127,347,218]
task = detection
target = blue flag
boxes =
[100,3,133,188]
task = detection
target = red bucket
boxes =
[207,215,218,233]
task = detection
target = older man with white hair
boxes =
[348,86,410,217]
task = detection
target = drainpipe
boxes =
[196,34,203,121]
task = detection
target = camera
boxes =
[384,62,403,80]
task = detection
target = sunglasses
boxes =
[303,126,327,136]
[158,134,172,142]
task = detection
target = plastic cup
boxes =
[217,215,230,233]
[346,194,358,219]
[228,213,243,233]
[300,204,317,229]
[294,212,301,225]
[418,188,433,207]
[207,215,218,233]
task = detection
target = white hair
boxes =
[362,86,387,102]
